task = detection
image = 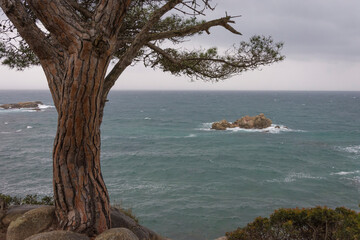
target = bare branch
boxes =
[147,16,241,42]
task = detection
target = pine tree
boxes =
[0,0,284,236]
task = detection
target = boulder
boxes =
[7,206,55,240]
[110,207,162,240]
[25,231,89,240]
[211,119,233,130]
[212,114,272,130]
[214,237,227,240]
[0,101,43,109]
[95,228,139,240]
[2,205,46,227]
[233,113,272,129]
[0,199,6,222]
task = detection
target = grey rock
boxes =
[7,206,55,240]
[2,205,46,227]
[25,231,90,240]
[95,228,139,240]
[0,101,43,109]
[110,207,162,240]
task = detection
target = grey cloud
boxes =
[194,0,360,61]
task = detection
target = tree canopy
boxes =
[0,0,284,82]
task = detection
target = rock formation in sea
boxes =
[0,101,43,110]
[211,113,272,130]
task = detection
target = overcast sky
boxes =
[1,0,359,91]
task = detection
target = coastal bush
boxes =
[0,193,54,206]
[0,193,139,223]
[226,207,360,240]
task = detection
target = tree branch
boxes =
[146,42,180,65]
[147,16,241,42]
[144,35,284,81]
[103,0,183,96]
[67,0,93,19]
[93,0,131,40]
[0,0,55,60]
[26,0,87,49]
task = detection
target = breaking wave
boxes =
[199,123,305,134]
[266,172,325,183]
[0,104,55,113]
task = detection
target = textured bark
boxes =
[44,43,111,235]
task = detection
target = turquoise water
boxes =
[0,90,360,239]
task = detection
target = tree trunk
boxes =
[43,42,112,236]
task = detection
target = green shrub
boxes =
[226,207,360,240]
[0,193,54,206]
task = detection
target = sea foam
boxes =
[336,145,360,159]
[331,170,360,176]
[38,104,55,109]
[200,123,304,134]
[185,134,197,138]
[267,172,325,183]
[341,145,360,154]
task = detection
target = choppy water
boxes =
[0,90,360,240]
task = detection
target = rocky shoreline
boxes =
[0,203,226,240]
[0,204,165,240]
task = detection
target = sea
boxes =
[0,90,359,240]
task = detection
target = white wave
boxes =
[331,170,360,176]
[0,104,54,113]
[4,122,8,125]
[185,134,197,138]
[340,176,360,186]
[227,124,295,134]
[267,172,324,183]
[38,104,55,109]
[199,123,305,134]
[336,146,360,159]
[197,122,213,131]
[144,117,151,120]
[340,145,360,154]
[15,129,22,133]
[0,108,38,113]
[27,126,33,129]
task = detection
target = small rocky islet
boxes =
[0,101,43,111]
[211,113,272,130]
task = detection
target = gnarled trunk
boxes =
[43,44,111,236]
